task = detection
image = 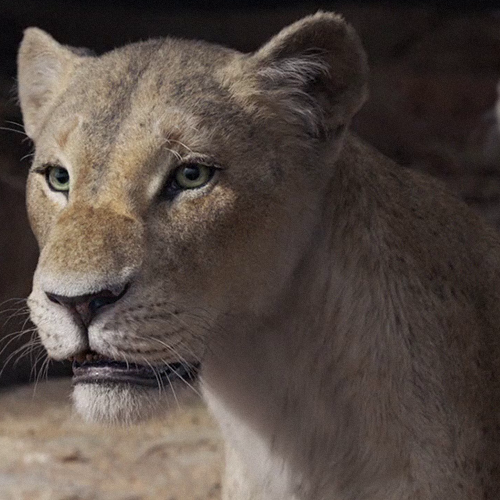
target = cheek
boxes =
[26,176,58,248]
[151,187,240,252]
[147,190,286,295]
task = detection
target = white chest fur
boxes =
[203,384,300,500]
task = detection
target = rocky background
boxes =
[1,2,500,498]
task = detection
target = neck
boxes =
[201,134,411,496]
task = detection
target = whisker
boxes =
[0,325,35,343]
[161,356,180,409]
[14,334,42,369]
[143,357,165,396]
[32,349,50,396]
[0,297,28,309]
[17,314,35,341]
[0,306,29,316]
[148,337,202,397]
[134,333,202,398]
[167,138,196,155]
[21,152,35,162]
[43,358,52,382]
[0,126,28,137]
[1,308,30,328]
[3,326,30,342]
[0,327,37,359]
[0,337,41,380]
[4,120,25,130]
[162,145,182,162]
[30,344,45,377]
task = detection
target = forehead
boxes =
[78,37,238,105]
[48,37,250,154]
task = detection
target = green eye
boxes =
[46,166,70,192]
[175,164,213,190]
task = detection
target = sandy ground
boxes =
[0,379,223,500]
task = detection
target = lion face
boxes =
[18,15,367,423]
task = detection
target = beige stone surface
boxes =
[0,379,223,500]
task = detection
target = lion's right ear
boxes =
[18,28,78,140]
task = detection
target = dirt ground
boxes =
[0,379,223,500]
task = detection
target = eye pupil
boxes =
[46,165,70,192]
[183,166,201,181]
[54,169,69,184]
[171,162,214,194]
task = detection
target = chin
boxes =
[72,382,167,425]
[70,355,201,425]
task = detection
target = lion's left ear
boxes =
[250,12,368,138]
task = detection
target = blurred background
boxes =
[2,0,500,498]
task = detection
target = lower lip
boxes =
[72,360,199,388]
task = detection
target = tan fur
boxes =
[18,13,500,499]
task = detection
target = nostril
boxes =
[88,285,129,314]
[45,283,129,327]
[46,291,68,307]
[89,296,115,313]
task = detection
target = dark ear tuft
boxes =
[251,12,368,138]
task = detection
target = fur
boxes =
[18,12,500,499]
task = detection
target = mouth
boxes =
[71,352,200,388]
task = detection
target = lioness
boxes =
[17,12,500,499]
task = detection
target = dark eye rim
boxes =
[34,164,70,195]
[161,161,219,200]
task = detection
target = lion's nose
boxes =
[45,284,129,327]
